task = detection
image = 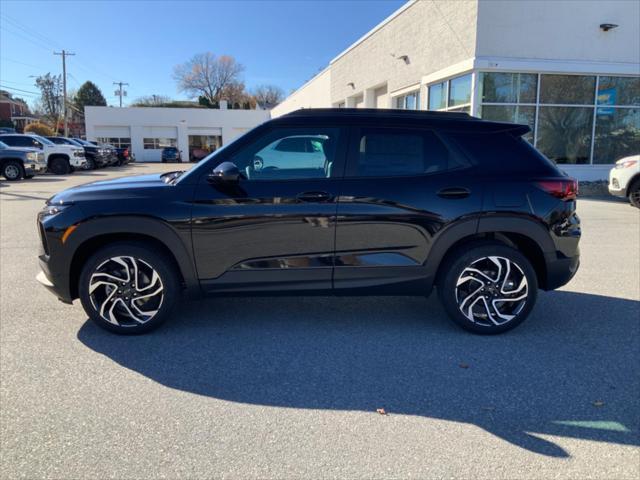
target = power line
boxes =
[0,84,40,95]
[0,13,63,49]
[0,57,47,70]
[0,25,53,52]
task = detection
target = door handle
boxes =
[437,187,471,199]
[296,191,331,202]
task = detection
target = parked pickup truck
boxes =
[0,134,86,174]
[0,140,47,181]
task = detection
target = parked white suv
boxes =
[0,133,86,175]
[609,154,640,208]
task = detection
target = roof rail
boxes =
[282,108,474,120]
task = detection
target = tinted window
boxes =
[2,136,33,147]
[229,128,340,181]
[353,129,466,177]
[448,132,559,175]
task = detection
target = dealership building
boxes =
[84,105,269,162]
[272,0,640,181]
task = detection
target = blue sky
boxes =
[1,0,405,107]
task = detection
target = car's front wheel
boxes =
[2,160,24,181]
[79,243,179,334]
[49,157,71,175]
[628,180,640,208]
[438,242,538,334]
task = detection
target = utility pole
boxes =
[54,50,75,136]
[113,81,129,107]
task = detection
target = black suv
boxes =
[36,109,580,334]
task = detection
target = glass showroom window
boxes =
[479,72,640,164]
[96,137,131,148]
[395,90,420,110]
[427,74,472,113]
[143,138,177,149]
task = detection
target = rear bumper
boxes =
[543,252,580,290]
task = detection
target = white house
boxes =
[272,0,640,181]
[84,105,270,162]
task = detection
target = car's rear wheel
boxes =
[438,242,538,334]
[79,243,179,334]
[49,156,71,175]
[628,180,640,208]
[2,161,24,181]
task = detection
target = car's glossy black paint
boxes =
[37,109,580,304]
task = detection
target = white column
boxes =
[363,88,376,108]
[177,122,189,163]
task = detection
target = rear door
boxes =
[334,125,483,293]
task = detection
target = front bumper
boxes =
[26,163,47,175]
[608,185,627,198]
[36,261,73,304]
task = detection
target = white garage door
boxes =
[141,126,178,162]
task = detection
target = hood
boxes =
[48,173,171,204]
[46,144,83,153]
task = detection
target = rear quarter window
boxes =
[446,132,560,175]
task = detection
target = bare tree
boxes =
[34,73,63,124]
[173,53,244,104]
[252,84,284,109]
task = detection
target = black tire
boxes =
[1,160,24,181]
[49,156,71,175]
[628,180,640,209]
[78,242,180,334]
[85,158,96,170]
[437,241,538,334]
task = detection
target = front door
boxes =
[334,125,483,293]
[191,125,346,294]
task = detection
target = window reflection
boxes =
[540,75,596,105]
[448,74,471,107]
[480,105,535,143]
[537,107,593,164]
[597,77,640,106]
[593,108,640,164]
[481,72,537,104]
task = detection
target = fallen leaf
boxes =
[376,408,387,415]
[593,400,605,407]
[459,363,470,369]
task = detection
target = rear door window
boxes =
[347,128,469,177]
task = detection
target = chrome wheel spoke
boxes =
[88,255,164,327]
[455,256,528,327]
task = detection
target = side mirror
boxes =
[208,161,241,184]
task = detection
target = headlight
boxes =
[616,159,638,169]
[73,150,85,157]
[40,203,72,217]
[26,152,37,161]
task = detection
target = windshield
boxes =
[64,138,83,146]
[31,135,54,145]
[73,138,91,146]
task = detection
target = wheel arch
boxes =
[427,216,553,289]
[47,153,70,166]
[66,216,199,300]
[625,173,640,196]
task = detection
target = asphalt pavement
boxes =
[1,164,639,479]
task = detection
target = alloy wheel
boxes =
[455,256,528,326]
[4,164,21,180]
[89,256,164,327]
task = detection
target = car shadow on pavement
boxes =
[77,290,640,458]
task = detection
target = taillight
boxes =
[536,179,578,200]
[124,148,129,157]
